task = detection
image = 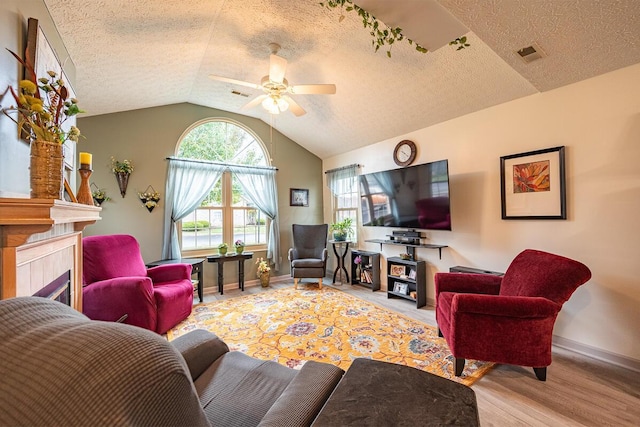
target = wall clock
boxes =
[393,140,417,167]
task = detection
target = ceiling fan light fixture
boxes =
[261,95,288,114]
[277,97,289,112]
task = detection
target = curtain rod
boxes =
[324,163,362,174]
[166,156,278,171]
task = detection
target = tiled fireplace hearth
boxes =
[0,198,101,311]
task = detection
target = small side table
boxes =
[328,240,352,285]
[146,258,205,303]
[207,252,253,295]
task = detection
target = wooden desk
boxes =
[207,252,253,295]
[146,258,205,302]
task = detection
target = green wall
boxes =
[78,103,324,290]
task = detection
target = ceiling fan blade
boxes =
[289,84,337,95]
[241,94,268,110]
[269,54,287,84]
[209,75,261,90]
[283,95,306,117]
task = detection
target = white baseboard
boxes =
[553,335,640,373]
[202,274,292,295]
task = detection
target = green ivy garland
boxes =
[320,0,470,57]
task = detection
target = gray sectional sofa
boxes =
[0,297,343,426]
[0,296,479,426]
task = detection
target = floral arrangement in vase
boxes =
[91,184,111,206]
[111,157,134,174]
[256,257,271,287]
[111,157,133,197]
[138,187,160,213]
[256,257,271,276]
[2,49,84,199]
[235,239,245,254]
[2,50,83,144]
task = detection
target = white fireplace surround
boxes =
[0,198,101,311]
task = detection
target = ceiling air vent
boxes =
[231,90,249,97]
[516,42,546,64]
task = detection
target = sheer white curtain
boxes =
[162,158,225,259]
[326,164,359,196]
[228,165,280,271]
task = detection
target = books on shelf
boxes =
[359,269,373,284]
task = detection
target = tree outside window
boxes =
[176,119,269,253]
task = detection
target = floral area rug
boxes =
[167,286,493,385]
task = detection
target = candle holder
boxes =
[76,163,94,205]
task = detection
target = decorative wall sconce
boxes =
[111,157,133,197]
[90,183,111,206]
[138,185,160,212]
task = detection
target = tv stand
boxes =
[365,230,447,259]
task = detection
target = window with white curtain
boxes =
[326,165,360,241]
[176,119,269,254]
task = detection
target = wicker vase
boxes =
[30,140,64,199]
[259,272,270,288]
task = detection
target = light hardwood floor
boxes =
[200,278,640,426]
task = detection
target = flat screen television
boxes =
[359,159,451,230]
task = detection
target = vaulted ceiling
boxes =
[44,0,640,159]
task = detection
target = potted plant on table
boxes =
[235,240,245,254]
[217,242,228,255]
[330,218,354,241]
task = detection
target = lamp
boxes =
[261,95,289,114]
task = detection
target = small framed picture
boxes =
[290,188,309,207]
[393,282,409,295]
[390,265,405,277]
[408,268,416,280]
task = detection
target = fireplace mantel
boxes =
[0,198,101,247]
[0,198,101,310]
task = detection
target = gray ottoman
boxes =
[312,358,479,426]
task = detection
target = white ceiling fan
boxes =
[209,43,336,116]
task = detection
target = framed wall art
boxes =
[500,146,566,220]
[290,188,309,207]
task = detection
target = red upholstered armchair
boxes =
[435,249,591,381]
[82,234,194,334]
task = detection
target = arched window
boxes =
[176,119,269,254]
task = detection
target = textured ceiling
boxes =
[44,0,640,159]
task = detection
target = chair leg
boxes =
[533,367,547,381]
[318,277,323,290]
[438,328,443,338]
[454,358,465,376]
[294,278,298,289]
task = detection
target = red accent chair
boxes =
[435,249,591,381]
[82,234,193,334]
